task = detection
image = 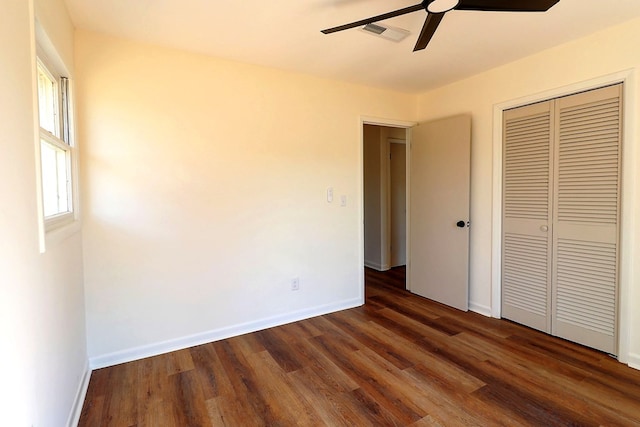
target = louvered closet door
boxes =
[502,101,554,333]
[552,84,622,355]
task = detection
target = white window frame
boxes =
[36,55,75,231]
[34,24,79,251]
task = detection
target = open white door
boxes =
[410,114,471,311]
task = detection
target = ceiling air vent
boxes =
[360,23,410,42]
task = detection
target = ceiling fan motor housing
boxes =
[426,0,460,14]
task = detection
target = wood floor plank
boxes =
[333,347,425,424]
[275,319,322,342]
[348,387,406,426]
[402,364,518,427]
[309,336,423,424]
[205,394,260,427]
[326,311,415,370]
[288,366,373,426]
[253,328,304,373]
[139,398,172,427]
[284,336,360,393]
[228,332,265,357]
[189,343,233,400]
[211,340,276,425]
[472,379,599,427]
[444,331,635,425]
[372,306,453,343]
[355,346,483,426]
[203,396,227,426]
[77,394,104,427]
[103,360,137,426]
[367,294,463,336]
[78,267,640,426]
[434,312,520,340]
[484,355,637,425]
[245,350,325,426]
[457,331,640,423]
[294,317,325,338]
[166,370,212,427]
[165,348,195,375]
[78,368,110,425]
[409,414,446,427]
[135,356,167,427]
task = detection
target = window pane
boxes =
[41,142,57,216]
[41,140,70,217]
[56,148,69,213]
[37,64,58,136]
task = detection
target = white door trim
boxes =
[359,116,415,299]
[491,69,637,365]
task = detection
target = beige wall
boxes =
[0,0,87,425]
[417,17,640,366]
[75,31,416,364]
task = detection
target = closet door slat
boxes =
[502,101,553,333]
[552,84,621,355]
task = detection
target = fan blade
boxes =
[321,3,425,34]
[456,0,559,12]
[413,12,445,51]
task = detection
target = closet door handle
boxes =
[540,225,549,232]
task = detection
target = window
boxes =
[36,57,74,229]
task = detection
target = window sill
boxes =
[41,217,81,253]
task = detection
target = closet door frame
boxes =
[491,70,636,364]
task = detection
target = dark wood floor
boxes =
[79,268,640,426]
[367,265,406,290]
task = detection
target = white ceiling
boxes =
[63,0,640,93]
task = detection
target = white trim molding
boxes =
[629,353,640,371]
[469,302,492,317]
[364,260,390,271]
[90,297,362,370]
[491,69,637,365]
[67,360,91,427]
[361,116,416,128]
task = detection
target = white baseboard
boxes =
[364,260,390,271]
[469,301,492,317]
[67,360,91,427]
[90,297,362,369]
[628,353,640,371]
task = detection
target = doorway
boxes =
[363,123,408,290]
[361,115,472,310]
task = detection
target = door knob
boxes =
[540,225,549,232]
[456,220,466,228]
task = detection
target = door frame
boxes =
[359,116,415,297]
[491,69,637,364]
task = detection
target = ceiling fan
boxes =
[321,0,560,52]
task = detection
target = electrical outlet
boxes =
[340,195,347,207]
[291,277,300,291]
